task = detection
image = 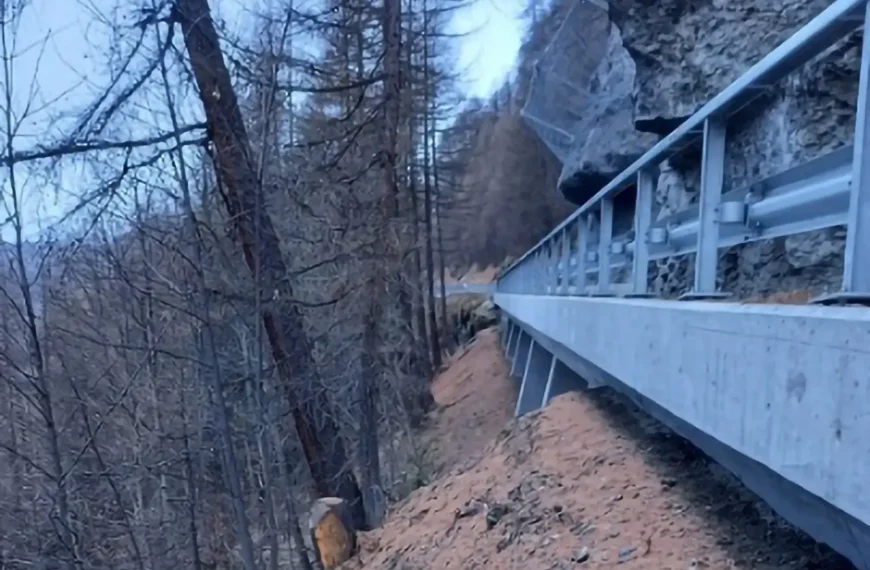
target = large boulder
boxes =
[522,1,657,205]
[557,19,658,203]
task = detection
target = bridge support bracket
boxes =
[515,340,551,416]
[509,331,531,379]
[542,358,588,405]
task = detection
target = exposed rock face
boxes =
[525,1,657,205]
[530,0,862,297]
[611,0,833,131]
[557,21,659,204]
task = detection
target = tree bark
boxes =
[357,0,405,529]
[432,109,448,341]
[174,0,366,529]
[421,0,441,369]
[405,0,433,382]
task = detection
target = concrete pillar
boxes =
[515,340,552,416]
[542,358,589,405]
[509,330,531,379]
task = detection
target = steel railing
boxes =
[497,0,870,304]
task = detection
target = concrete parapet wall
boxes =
[495,293,870,566]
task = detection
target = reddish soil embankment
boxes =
[349,329,852,570]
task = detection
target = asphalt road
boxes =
[436,282,494,297]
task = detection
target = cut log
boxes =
[308,497,357,569]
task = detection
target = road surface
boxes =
[436,283,494,297]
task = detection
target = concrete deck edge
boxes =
[494,293,870,533]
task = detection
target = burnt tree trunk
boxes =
[175,0,366,529]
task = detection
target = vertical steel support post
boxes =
[631,168,655,296]
[550,238,559,294]
[541,355,558,406]
[553,231,562,294]
[559,227,571,295]
[683,117,729,300]
[528,251,536,295]
[528,254,536,294]
[597,199,614,295]
[515,338,537,413]
[556,238,561,294]
[520,260,527,294]
[552,242,559,295]
[526,250,540,295]
[576,214,589,295]
[818,1,870,304]
[544,243,553,295]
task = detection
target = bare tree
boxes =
[175,0,367,529]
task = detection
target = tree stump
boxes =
[308,497,357,569]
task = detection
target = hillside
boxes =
[343,329,853,569]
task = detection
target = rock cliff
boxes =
[526,0,862,297]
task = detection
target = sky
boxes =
[10,0,525,143]
[450,0,526,97]
[1,0,526,241]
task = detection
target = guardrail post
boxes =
[559,227,571,295]
[529,250,535,293]
[682,117,730,300]
[543,242,549,295]
[596,199,614,296]
[817,1,870,305]
[526,255,534,294]
[554,232,562,295]
[546,238,553,295]
[519,261,526,294]
[576,214,589,295]
[630,168,655,297]
[530,251,538,294]
[555,230,564,294]
[525,252,532,294]
[552,234,559,294]
[540,248,548,294]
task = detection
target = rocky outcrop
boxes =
[528,0,862,297]
[525,1,658,205]
[556,19,659,203]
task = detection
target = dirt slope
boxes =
[350,329,852,570]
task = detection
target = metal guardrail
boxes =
[498,0,870,304]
